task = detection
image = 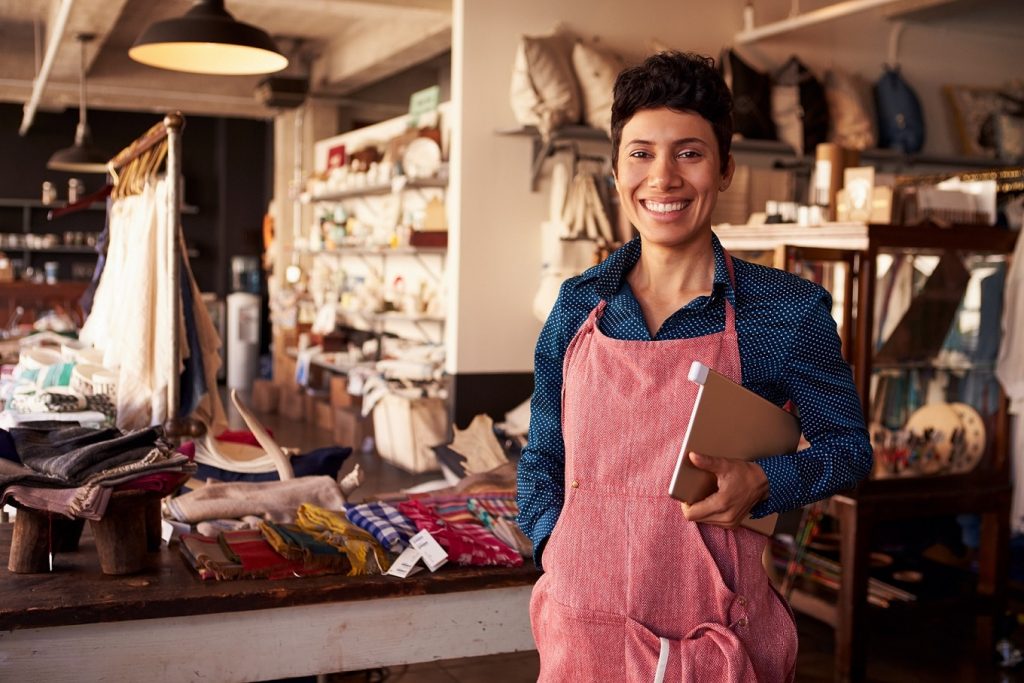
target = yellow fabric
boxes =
[295,503,391,575]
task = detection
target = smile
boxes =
[641,199,690,213]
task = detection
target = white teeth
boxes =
[644,200,686,213]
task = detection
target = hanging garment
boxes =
[997,229,1024,533]
[530,253,797,682]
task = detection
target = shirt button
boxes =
[737,616,749,627]
[570,480,579,488]
[737,596,747,606]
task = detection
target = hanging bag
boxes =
[874,65,925,153]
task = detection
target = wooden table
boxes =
[0,524,540,682]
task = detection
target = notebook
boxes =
[668,361,802,536]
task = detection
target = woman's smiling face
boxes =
[614,107,734,250]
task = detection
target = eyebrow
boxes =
[625,137,709,147]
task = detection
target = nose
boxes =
[647,155,681,190]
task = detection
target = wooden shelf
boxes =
[500,124,1022,191]
[307,177,447,203]
[288,245,446,256]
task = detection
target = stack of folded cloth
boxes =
[0,421,193,520]
[179,503,391,581]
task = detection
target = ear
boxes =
[719,154,736,192]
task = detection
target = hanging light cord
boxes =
[76,35,91,143]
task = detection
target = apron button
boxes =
[570,480,579,488]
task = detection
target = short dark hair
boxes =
[610,51,733,174]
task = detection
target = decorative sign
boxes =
[408,85,441,127]
[327,144,347,170]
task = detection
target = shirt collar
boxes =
[595,232,734,305]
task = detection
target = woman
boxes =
[516,51,872,682]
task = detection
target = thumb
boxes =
[688,451,724,472]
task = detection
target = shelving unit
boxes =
[717,221,1017,682]
[499,125,1019,191]
[306,177,448,203]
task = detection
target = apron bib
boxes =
[530,253,798,682]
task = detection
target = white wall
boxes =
[450,0,1023,376]
[451,0,736,375]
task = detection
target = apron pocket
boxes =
[627,616,762,683]
[532,589,627,683]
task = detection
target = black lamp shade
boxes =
[129,0,288,75]
[48,122,108,174]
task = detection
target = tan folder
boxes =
[668,361,802,536]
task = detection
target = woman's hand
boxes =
[680,452,769,527]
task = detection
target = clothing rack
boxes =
[105,112,190,437]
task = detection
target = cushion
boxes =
[825,68,876,151]
[995,112,1024,160]
[773,56,830,156]
[509,29,581,139]
[571,39,625,135]
[722,48,776,141]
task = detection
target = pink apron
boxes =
[530,253,798,682]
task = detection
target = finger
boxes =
[689,451,725,472]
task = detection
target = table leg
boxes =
[976,493,1010,663]
[835,500,872,682]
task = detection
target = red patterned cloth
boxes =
[397,499,522,567]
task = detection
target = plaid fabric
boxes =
[467,496,518,521]
[468,498,532,557]
[344,501,416,553]
[431,499,479,525]
[398,499,523,567]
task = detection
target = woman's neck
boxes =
[629,238,715,299]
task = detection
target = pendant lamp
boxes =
[129,0,288,76]
[47,34,109,174]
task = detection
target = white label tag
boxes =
[409,529,448,572]
[386,546,424,578]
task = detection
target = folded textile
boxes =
[179,530,334,581]
[344,501,416,554]
[1,482,112,520]
[295,503,389,575]
[468,499,532,557]
[166,476,346,524]
[398,499,523,567]
[180,532,241,580]
[10,423,163,483]
[466,496,519,521]
[260,521,352,573]
[113,470,191,496]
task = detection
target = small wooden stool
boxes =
[8,508,85,574]
[88,491,155,575]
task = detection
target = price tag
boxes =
[386,546,424,578]
[409,529,448,572]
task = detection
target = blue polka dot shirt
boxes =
[516,234,873,569]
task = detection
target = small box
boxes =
[278,387,305,421]
[409,230,447,248]
[372,394,446,473]
[251,379,279,414]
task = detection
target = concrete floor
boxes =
[236,394,1024,683]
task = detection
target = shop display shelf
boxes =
[307,177,447,203]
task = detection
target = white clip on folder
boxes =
[668,361,802,536]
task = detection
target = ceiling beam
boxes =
[18,0,75,135]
